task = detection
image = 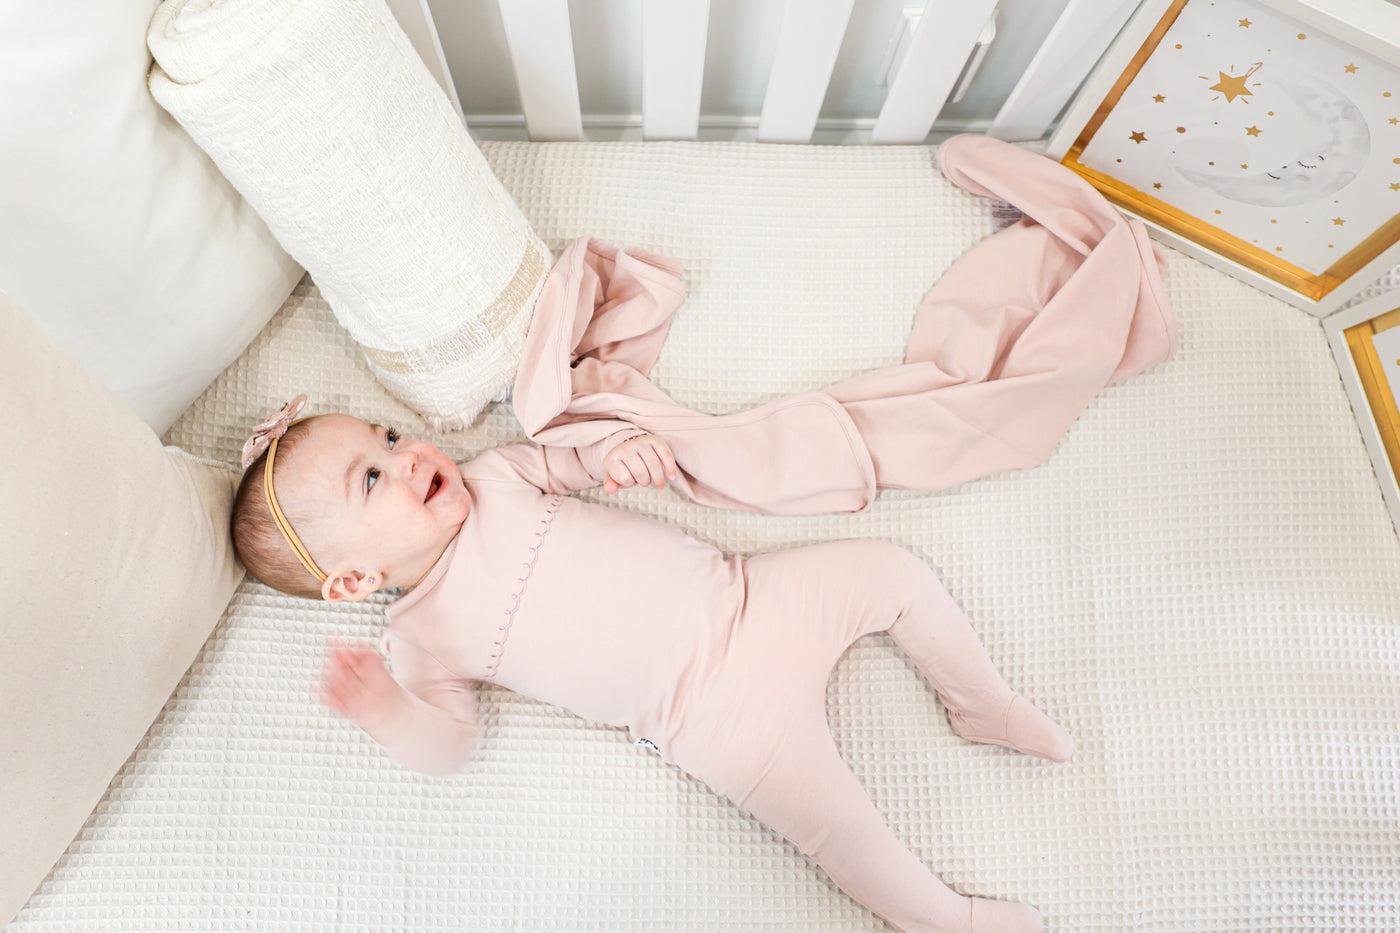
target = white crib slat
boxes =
[757,0,856,143]
[989,0,1141,142]
[497,0,584,141]
[642,0,711,139]
[870,0,998,144]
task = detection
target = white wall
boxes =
[427,0,1075,140]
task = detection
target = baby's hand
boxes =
[602,433,678,495]
[321,640,405,737]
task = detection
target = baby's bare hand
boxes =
[602,434,678,495]
[321,640,402,733]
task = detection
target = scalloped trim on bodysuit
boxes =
[482,494,563,681]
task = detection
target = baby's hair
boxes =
[231,417,324,600]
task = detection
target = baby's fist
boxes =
[602,433,678,494]
[321,640,404,735]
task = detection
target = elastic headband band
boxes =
[264,428,328,584]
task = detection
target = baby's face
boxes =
[281,414,472,597]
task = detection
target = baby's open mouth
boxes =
[425,471,444,503]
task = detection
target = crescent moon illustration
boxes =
[1174,75,1370,208]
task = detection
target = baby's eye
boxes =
[386,427,400,448]
[366,467,381,493]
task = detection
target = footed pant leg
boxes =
[674,540,1067,932]
[751,540,1072,762]
[736,712,1043,933]
[875,546,1074,763]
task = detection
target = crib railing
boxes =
[388,0,1144,144]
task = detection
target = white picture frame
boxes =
[1048,0,1400,316]
[1324,290,1400,536]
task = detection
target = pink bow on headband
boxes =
[240,394,309,468]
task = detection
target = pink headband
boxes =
[241,395,327,584]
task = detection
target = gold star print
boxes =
[1333,217,1346,226]
[1129,130,1148,143]
[1153,182,1163,189]
[1239,18,1251,27]
[1153,94,1167,103]
[1211,72,1253,102]
[1210,62,1263,102]
[1345,63,1359,74]
[1390,183,1399,191]
[1245,125,1262,136]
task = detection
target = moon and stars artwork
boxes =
[1075,0,1400,278]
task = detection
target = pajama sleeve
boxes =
[465,437,646,495]
[376,632,480,776]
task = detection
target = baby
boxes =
[231,394,1072,933]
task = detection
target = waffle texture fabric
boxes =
[147,0,549,429]
[15,142,1400,932]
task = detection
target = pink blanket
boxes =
[513,134,1177,515]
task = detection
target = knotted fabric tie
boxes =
[241,394,307,468]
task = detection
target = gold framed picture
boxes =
[1048,0,1400,316]
[1325,291,1400,535]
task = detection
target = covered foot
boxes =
[947,695,1074,762]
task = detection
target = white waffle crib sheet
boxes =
[15,142,1400,932]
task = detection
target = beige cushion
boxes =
[0,292,244,924]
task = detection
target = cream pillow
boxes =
[148,0,550,430]
[0,292,245,924]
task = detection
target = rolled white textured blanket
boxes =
[148,0,550,428]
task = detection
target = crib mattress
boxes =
[15,142,1400,932]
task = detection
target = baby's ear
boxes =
[322,569,382,603]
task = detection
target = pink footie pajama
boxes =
[384,447,1067,933]
[377,134,1177,932]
